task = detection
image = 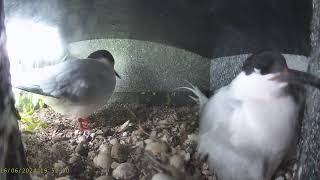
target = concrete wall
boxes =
[69,39,210,105]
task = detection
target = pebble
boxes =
[144,139,153,144]
[111,161,120,169]
[187,134,198,143]
[184,152,191,162]
[96,130,104,135]
[151,173,174,180]
[77,135,87,144]
[111,141,120,158]
[161,134,169,142]
[145,142,169,155]
[110,138,118,145]
[122,131,128,137]
[169,154,185,170]
[68,154,81,165]
[75,143,89,156]
[88,151,96,160]
[93,151,112,171]
[56,124,65,132]
[54,160,67,175]
[95,176,113,180]
[285,172,292,179]
[90,132,96,139]
[136,141,144,148]
[112,163,136,179]
[74,130,80,136]
[150,130,157,138]
[275,176,285,180]
[99,144,112,153]
[111,141,127,162]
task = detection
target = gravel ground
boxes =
[20,103,296,180]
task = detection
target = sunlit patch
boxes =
[6,18,66,71]
[6,19,66,111]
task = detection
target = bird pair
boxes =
[13,49,320,179]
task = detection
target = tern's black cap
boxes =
[242,50,288,75]
[88,50,115,65]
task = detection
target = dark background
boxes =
[4,0,312,58]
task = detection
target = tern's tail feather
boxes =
[15,85,57,98]
[176,82,208,112]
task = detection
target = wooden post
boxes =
[0,0,31,179]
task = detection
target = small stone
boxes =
[95,176,113,180]
[110,138,118,145]
[74,130,80,135]
[151,173,174,180]
[144,139,153,144]
[112,163,136,179]
[150,130,157,138]
[161,134,169,143]
[111,141,120,158]
[99,144,112,153]
[285,173,292,180]
[75,143,89,156]
[158,120,169,125]
[187,134,198,143]
[145,142,169,155]
[111,142,127,162]
[136,141,144,148]
[54,160,67,175]
[122,131,128,137]
[169,154,185,170]
[88,151,96,160]
[96,130,104,135]
[274,176,285,180]
[111,161,120,169]
[90,133,96,138]
[68,154,81,165]
[184,152,191,162]
[77,135,87,144]
[93,152,112,171]
[56,123,65,132]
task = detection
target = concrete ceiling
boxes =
[5,0,312,58]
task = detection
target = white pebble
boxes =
[112,163,136,179]
[93,152,112,171]
[275,176,285,180]
[145,142,169,155]
[169,154,185,170]
[151,173,174,180]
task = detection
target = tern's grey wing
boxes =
[41,59,116,103]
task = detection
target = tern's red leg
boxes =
[78,117,91,131]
